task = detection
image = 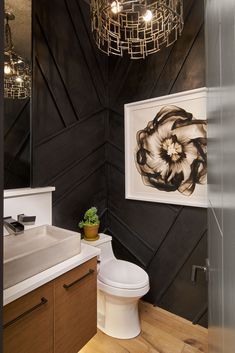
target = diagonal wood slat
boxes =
[4,99,30,188]
[69,0,108,100]
[35,14,80,123]
[150,0,204,98]
[32,0,108,232]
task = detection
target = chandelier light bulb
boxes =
[4,64,11,75]
[111,1,122,14]
[15,76,23,83]
[143,9,153,22]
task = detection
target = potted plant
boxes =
[79,206,100,241]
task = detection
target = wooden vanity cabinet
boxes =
[54,257,97,353]
[3,257,97,353]
[3,282,54,353]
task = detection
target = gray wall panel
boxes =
[206,0,235,351]
[208,207,223,353]
[206,2,223,227]
[221,0,235,343]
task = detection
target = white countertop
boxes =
[4,243,100,306]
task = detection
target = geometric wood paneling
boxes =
[32,0,208,327]
[4,99,30,189]
[32,0,108,232]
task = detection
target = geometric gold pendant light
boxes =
[4,11,31,99]
[91,0,184,59]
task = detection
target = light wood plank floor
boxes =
[79,301,208,353]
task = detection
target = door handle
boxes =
[3,297,48,329]
[63,269,94,289]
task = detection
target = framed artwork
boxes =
[124,87,207,208]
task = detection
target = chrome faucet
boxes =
[3,216,24,235]
[4,214,36,235]
[17,214,36,225]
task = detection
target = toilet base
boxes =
[97,289,141,339]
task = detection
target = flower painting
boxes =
[125,88,207,207]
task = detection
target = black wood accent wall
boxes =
[32,0,108,230]
[106,0,207,326]
[4,99,30,189]
[32,0,207,326]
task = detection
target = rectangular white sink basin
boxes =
[4,225,81,289]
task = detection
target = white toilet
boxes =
[82,233,150,339]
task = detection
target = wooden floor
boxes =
[79,301,208,353]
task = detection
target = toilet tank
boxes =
[82,233,115,263]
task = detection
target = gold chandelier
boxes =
[91,0,184,59]
[4,12,31,99]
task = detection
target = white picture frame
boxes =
[124,87,208,208]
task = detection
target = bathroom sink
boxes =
[4,225,81,289]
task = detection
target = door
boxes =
[206,0,235,352]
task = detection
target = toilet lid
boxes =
[98,259,149,289]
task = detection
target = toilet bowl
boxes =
[82,233,150,339]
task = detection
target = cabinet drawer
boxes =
[3,282,54,353]
[54,257,97,353]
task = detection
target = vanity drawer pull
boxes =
[3,297,48,329]
[63,269,94,289]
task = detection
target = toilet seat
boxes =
[98,278,149,298]
[98,259,149,289]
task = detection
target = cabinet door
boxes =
[54,258,97,353]
[3,282,54,353]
